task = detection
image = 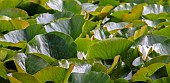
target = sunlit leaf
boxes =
[87,38,133,59]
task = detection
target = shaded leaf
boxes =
[13,53,51,74]
[70,71,113,83]
[27,32,77,59]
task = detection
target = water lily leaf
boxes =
[33,66,73,83]
[70,71,113,83]
[113,3,137,11]
[91,63,107,72]
[109,60,131,80]
[87,38,133,59]
[143,19,166,27]
[27,32,77,59]
[70,15,85,39]
[134,25,148,40]
[58,59,92,73]
[13,53,52,74]
[17,2,47,16]
[80,20,98,37]
[0,49,7,61]
[44,15,85,39]
[0,0,22,10]
[151,77,170,83]
[143,13,168,20]
[0,19,29,35]
[144,55,170,67]
[111,10,130,20]
[90,5,113,21]
[98,0,120,7]
[75,38,96,53]
[0,16,11,21]
[36,12,74,24]
[166,63,170,77]
[82,3,98,12]
[0,8,28,18]
[93,26,110,40]
[114,78,129,83]
[10,73,41,83]
[143,4,167,15]
[0,24,46,43]
[123,0,158,4]
[132,63,165,82]
[136,34,170,55]
[46,0,82,14]
[0,68,7,79]
[8,76,22,83]
[104,22,130,32]
[122,4,144,22]
[153,26,170,39]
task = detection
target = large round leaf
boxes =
[144,55,170,67]
[46,0,82,14]
[0,24,46,43]
[0,0,22,10]
[143,4,167,15]
[44,15,85,39]
[0,8,28,18]
[26,32,77,59]
[0,19,29,35]
[10,73,41,83]
[136,35,170,55]
[13,53,52,74]
[33,66,73,83]
[36,12,74,24]
[87,38,133,59]
[132,63,165,82]
[103,22,130,31]
[70,71,113,83]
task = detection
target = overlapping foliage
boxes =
[0,0,170,83]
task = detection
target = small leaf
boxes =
[134,25,148,40]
